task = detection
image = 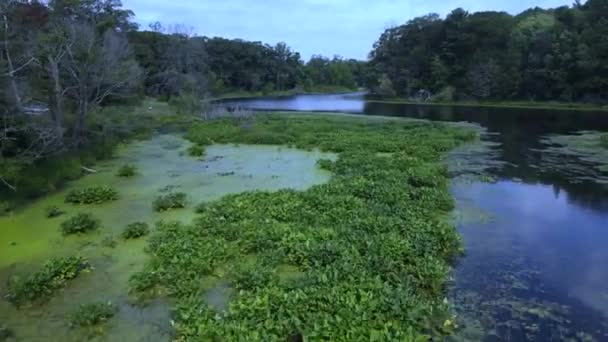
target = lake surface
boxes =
[225,93,608,341]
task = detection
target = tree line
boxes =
[368,0,608,103]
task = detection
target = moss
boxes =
[8,256,91,306]
[69,302,117,327]
[45,205,65,218]
[152,192,187,212]
[60,213,100,235]
[133,114,476,340]
[116,164,138,177]
[122,222,150,239]
[65,186,118,204]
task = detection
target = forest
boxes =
[369,0,608,102]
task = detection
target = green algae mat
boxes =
[0,113,476,341]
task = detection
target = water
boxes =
[226,93,608,341]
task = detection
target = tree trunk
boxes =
[2,14,23,113]
[47,57,64,139]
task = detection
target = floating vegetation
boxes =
[60,213,101,235]
[45,205,64,218]
[131,114,477,340]
[65,186,119,204]
[100,235,118,248]
[68,302,117,327]
[116,164,138,177]
[152,192,188,212]
[122,222,150,239]
[187,144,205,157]
[8,256,91,306]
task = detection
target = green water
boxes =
[0,134,334,342]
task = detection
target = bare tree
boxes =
[62,22,142,141]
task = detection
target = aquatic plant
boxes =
[152,192,187,212]
[122,222,150,239]
[600,133,608,148]
[116,164,138,177]
[131,114,476,340]
[69,302,117,327]
[8,256,91,306]
[45,205,65,218]
[60,213,100,235]
[65,186,118,204]
[100,235,118,248]
[187,144,205,157]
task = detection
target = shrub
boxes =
[122,222,150,239]
[187,144,205,157]
[600,134,608,148]
[65,186,118,204]
[60,213,100,235]
[45,205,65,218]
[152,192,187,212]
[8,256,90,306]
[116,164,138,177]
[69,302,117,327]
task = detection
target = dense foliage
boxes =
[131,114,475,340]
[122,222,149,239]
[152,192,188,212]
[60,213,101,235]
[369,1,608,103]
[8,256,91,306]
[65,186,118,204]
[69,302,117,327]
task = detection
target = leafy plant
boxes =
[152,192,187,212]
[65,186,118,204]
[69,302,117,327]
[122,222,149,239]
[187,144,205,157]
[116,164,138,177]
[60,213,100,235]
[8,256,91,306]
[45,205,65,218]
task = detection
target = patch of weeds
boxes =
[8,256,91,306]
[187,144,205,157]
[60,213,100,235]
[152,192,187,212]
[122,222,149,239]
[65,186,118,204]
[136,114,476,340]
[69,302,117,327]
[116,164,138,177]
[45,205,65,218]
[100,235,118,248]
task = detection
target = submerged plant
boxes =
[116,164,138,177]
[187,144,205,157]
[132,114,476,340]
[60,213,100,235]
[45,205,65,218]
[8,256,91,306]
[122,222,150,239]
[69,302,117,327]
[65,186,118,204]
[152,192,187,212]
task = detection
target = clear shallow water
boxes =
[228,93,608,341]
[0,135,333,341]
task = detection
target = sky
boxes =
[122,0,572,61]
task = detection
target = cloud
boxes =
[122,0,572,60]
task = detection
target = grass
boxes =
[65,186,119,204]
[69,302,117,327]
[366,96,608,112]
[152,192,188,212]
[131,113,476,340]
[60,213,101,235]
[8,256,91,306]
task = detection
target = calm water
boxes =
[226,93,608,341]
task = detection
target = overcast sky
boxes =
[122,0,572,61]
